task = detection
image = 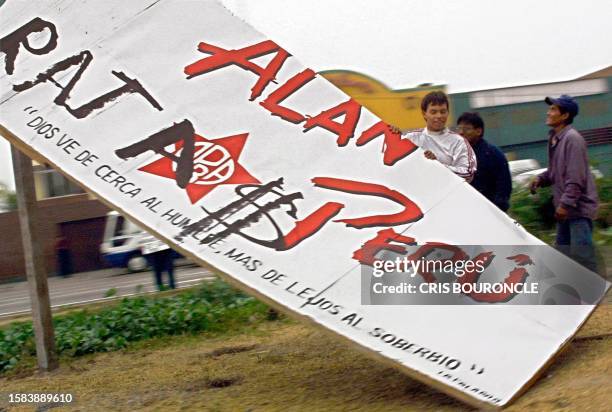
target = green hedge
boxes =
[0,281,268,373]
[509,177,612,245]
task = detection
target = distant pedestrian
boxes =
[457,112,512,211]
[55,235,73,277]
[141,236,176,291]
[402,91,477,182]
[529,95,598,271]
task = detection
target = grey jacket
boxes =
[538,125,598,219]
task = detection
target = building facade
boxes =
[0,164,110,282]
[451,68,611,175]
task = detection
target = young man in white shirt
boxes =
[403,91,476,182]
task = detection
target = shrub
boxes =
[509,177,612,245]
[509,186,555,242]
[0,281,269,373]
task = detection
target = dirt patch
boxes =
[0,308,610,411]
[205,344,258,358]
[575,303,612,338]
[205,376,243,389]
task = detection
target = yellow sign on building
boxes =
[320,70,448,130]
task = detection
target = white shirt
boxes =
[404,127,476,182]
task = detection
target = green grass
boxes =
[0,280,270,373]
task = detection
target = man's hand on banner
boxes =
[424,150,437,160]
[529,177,540,194]
[386,124,401,135]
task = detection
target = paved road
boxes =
[0,264,215,318]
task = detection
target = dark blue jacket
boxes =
[470,138,512,212]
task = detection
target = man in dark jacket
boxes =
[530,95,599,270]
[457,112,512,211]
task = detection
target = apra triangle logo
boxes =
[139,132,260,204]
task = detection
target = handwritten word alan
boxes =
[184,39,418,166]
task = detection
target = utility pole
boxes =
[11,145,58,371]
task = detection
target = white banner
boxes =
[0,1,608,407]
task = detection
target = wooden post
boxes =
[11,145,58,371]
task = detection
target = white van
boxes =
[513,166,604,188]
[100,211,149,272]
[508,159,541,177]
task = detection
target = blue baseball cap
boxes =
[545,94,579,117]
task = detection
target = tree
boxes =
[0,182,17,212]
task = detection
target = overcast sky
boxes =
[1,0,611,189]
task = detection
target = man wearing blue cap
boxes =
[530,95,599,270]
